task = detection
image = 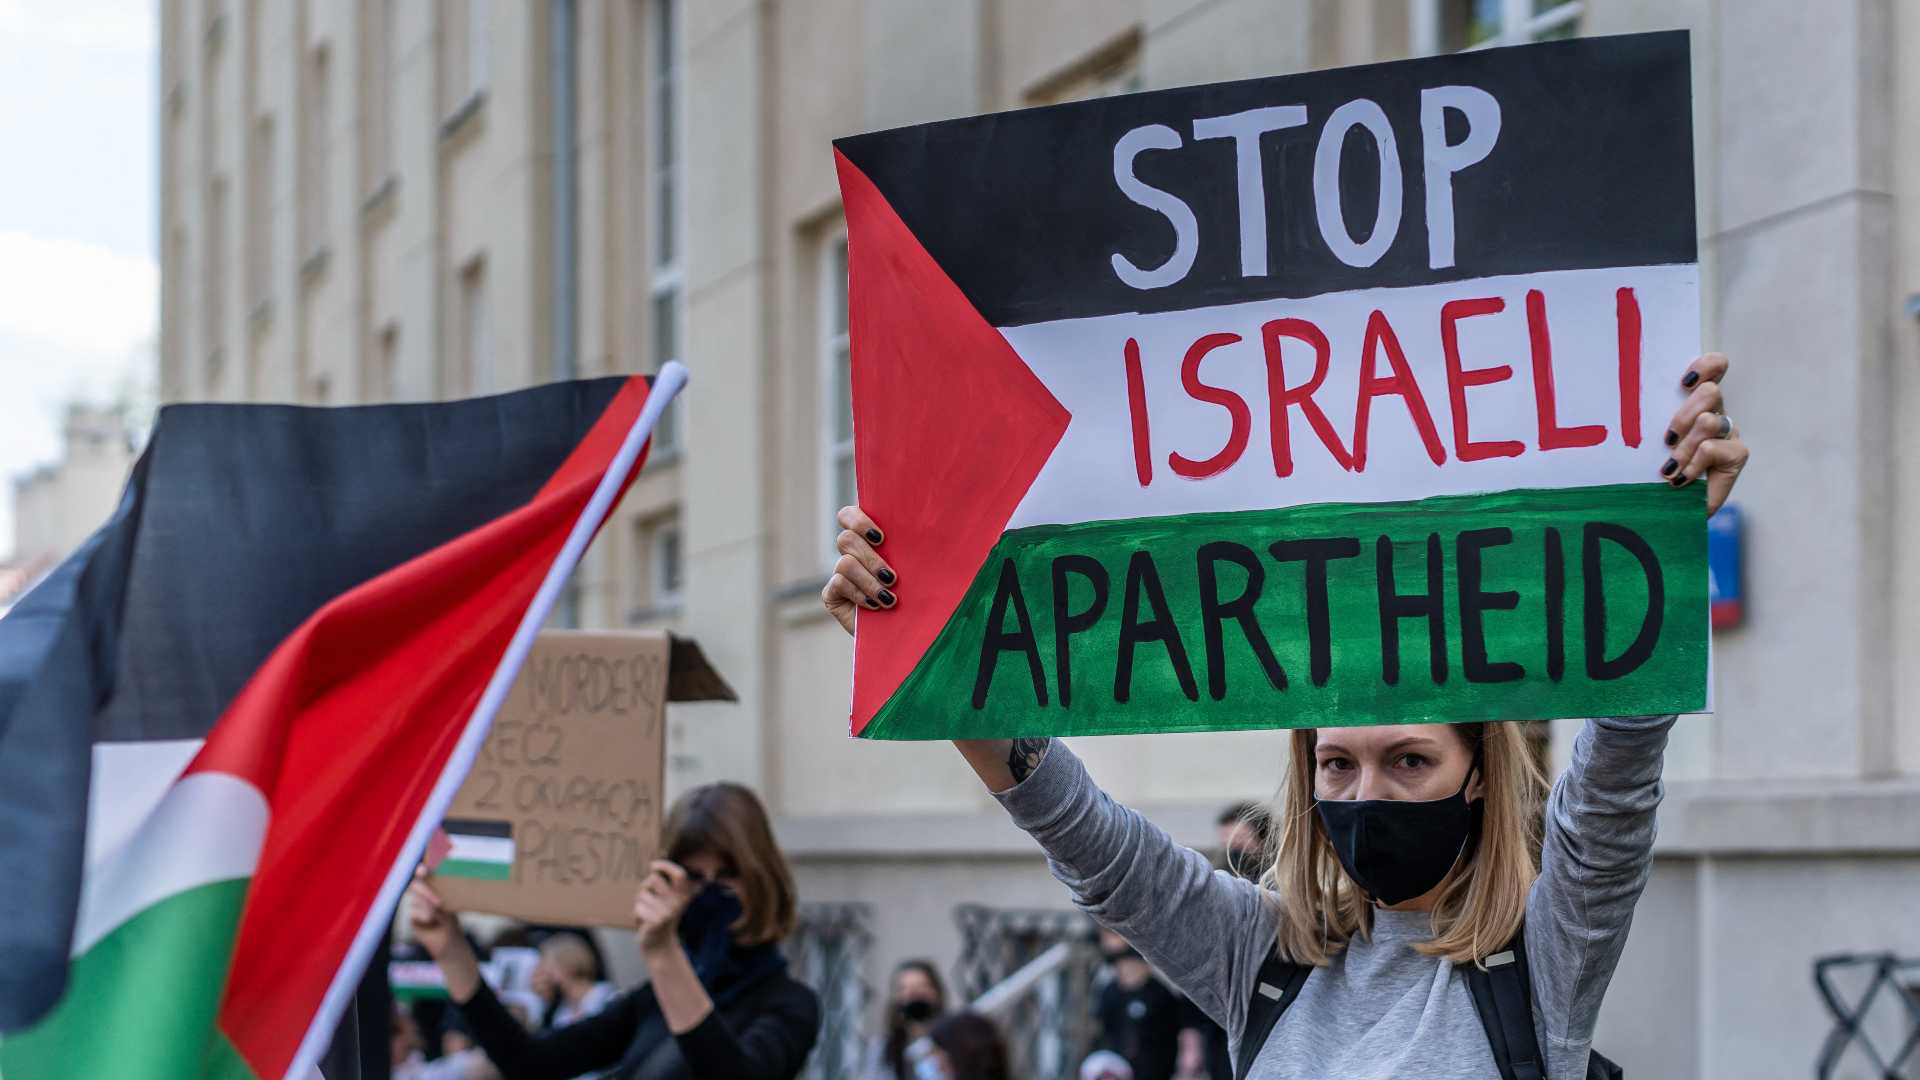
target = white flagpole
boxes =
[287,363,688,1080]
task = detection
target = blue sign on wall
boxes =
[1707,503,1743,629]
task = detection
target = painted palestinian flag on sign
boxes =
[833,31,1707,741]
[0,376,656,1078]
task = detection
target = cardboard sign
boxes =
[833,32,1707,740]
[433,631,733,925]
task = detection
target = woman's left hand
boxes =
[1661,352,1750,515]
[634,859,696,958]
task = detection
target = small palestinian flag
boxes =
[0,374,668,1078]
[434,820,515,882]
[833,33,1709,740]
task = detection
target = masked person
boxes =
[822,357,1749,1080]
[861,959,950,1080]
[1091,929,1183,1080]
[913,1012,1010,1080]
[408,784,820,1079]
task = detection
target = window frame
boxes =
[1411,0,1583,54]
[647,0,685,455]
[818,226,852,569]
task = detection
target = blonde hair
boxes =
[1266,722,1546,967]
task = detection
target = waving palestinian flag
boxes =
[0,375,663,1077]
[834,32,1708,741]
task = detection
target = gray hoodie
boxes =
[996,715,1675,1079]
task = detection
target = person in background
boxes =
[916,1011,1011,1080]
[409,782,820,1078]
[1171,801,1277,1080]
[1079,1049,1135,1080]
[1092,928,1183,1080]
[860,958,950,1079]
[392,1003,429,1079]
[532,932,617,1029]
[1214,801,1272,882]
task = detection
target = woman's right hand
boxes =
[406,869,484,1001]
[822,505,1043,792]
[820,505,897,635]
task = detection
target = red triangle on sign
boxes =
[835,150,1071,737]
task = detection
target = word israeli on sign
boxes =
[833,31,1706,740]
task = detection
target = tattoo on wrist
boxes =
[1008,738,1051,784]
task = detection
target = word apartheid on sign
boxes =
[834,31,1707,740]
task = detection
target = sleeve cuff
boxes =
[673,1009,734,1064]
[994,739,1086,834]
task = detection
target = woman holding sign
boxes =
[407,783,820,1079]
[823,356,1747,1079]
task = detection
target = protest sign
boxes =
[833,31,1705,739]
[432,631,734,925]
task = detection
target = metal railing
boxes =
[1814,952,1920,1079]
[953,904,1100,1080]
[792,902,876,1080]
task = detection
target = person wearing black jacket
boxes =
[407,783,820,1079]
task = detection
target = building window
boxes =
[648,0,683,453]
[1025,31,1142,107]
[301,47,331,258]
[459,259,491,396]
[441,0,488,114]
[1414,0,1582,53]
[820,233,853,563]
[361,0,395,192]
[247,116,275,312]
[630,514,685,618]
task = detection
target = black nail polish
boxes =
[865,597,880,609]
[1668,473,1686,487]
[1665,429,1679,447]
[1660,458,1678,476]
[878,589,896,606]
[1682,371,1700,388]
[866,529,884,544]
[877,567,895,585]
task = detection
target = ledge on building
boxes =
[360,176,399,223]
[773,778,1920,863]
[1653,776,1920,856]
[300,246,332,286]
[439,92,488,145]
[625,599,685,625]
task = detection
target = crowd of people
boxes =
[393,789,1265,1080]
[396,356,1746,1078]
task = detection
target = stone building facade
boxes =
[159,1,1920,1073]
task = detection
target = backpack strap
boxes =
[1234,951,1312,1080]
[1464,929,1546,1080]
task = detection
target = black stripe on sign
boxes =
[443,818,514,840]
[834,31,1695,327]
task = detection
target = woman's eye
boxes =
[1397,753,1429,769]
[1320,758,1352,773]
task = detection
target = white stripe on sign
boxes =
[999,263,1699,530]
[446,834,514,864]
[71,771,269,956]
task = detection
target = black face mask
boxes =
[898,998,938,1024]
[1314,768,1481,906]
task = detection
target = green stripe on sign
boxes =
[862,483,1706,740]
[438,857,514,881]
[0,878,254,1078]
